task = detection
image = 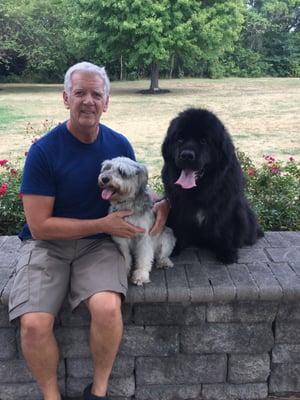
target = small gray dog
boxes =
[98,157,176,285]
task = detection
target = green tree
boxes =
[0,0,73,82]
[74,0,245,91]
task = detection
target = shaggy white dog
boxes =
[98,157,176,285]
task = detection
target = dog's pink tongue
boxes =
[101,188,114,200]
[175,169,197,189]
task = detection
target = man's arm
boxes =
[23,195,144,240]
[149,198,171,236]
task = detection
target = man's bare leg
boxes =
[20,312,61,400]
[86,292,123,397]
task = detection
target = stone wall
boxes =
[0,232,300,400]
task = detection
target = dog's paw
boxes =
[156,257,174,269]
[131,270,150,286]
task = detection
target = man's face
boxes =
[63,71,109,132]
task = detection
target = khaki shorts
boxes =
[9,238,127,321]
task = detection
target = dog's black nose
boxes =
[101,176,110,184]
[180,150,195,161]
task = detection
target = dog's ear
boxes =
[162,118,178,162]
[218,127,235,169]
[136,164,148,190]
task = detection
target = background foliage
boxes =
[0,0,299,86]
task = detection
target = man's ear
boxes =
[103,96,109,112]
[63,91,70,109]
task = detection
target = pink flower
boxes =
[0,160,8,166]
[10,168,17,175]
[270,166,280,175]
[247,167,256,176]
[289,157,295,162]
[0,182,8,196]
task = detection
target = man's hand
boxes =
[102,210,145,238]
[150,199,170,236]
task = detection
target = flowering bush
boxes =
[237,151,300,231]
[0,159,25,235]
[0,120,54,235]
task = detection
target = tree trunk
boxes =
[169,54,175,79]
[149,61,160,92]
[120,55,123,81]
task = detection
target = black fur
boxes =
[161,108,263,264]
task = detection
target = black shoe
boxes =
[83,383,111,400]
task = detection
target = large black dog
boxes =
[162,108,263,264]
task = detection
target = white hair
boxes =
[64,61,110,98]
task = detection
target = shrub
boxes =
[0,120,53,235]
[238,152,300,231]
[0,159,24,235]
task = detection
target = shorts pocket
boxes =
[8,253,31,313]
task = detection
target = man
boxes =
[9,61,170,400]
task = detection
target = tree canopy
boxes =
[0,0,299,84]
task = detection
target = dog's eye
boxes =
[118,168,127,178]
[177,137,184,144]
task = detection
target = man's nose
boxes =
[83,93,94,103]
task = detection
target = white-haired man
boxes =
[9,62,170,400]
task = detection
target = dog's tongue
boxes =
[101,188,114,200]
[175,169,197,189]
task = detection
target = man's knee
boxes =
[20,312,55,343]
[87,292,122,327]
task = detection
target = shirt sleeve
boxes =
[20,143,56,196]
[125,140,136,161]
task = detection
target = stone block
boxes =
[265,232,290,247]
[135,384,202,400]
[266,246,300,263]
[266,263,300,300]
[144,268,167,302]
[272,344,300,363]
[236,247,269,263]
[185,263,214,302]
[134,303,205,326]
[119,326,179,356]
[201,263,236,302]
[0,359,65,382]
[277,302,300,321]
[228,353,270,383]
[0,328,17,359]
[136,354,226,385]
[207,301,278,323]
[67,355,134,378]
[245,262,282,301]
[270,363,300,394]
[165,265,191,302]
[66,376,135,398]
[226,264,259,300]
[276,322,300,344]
[181,323,274,354]
[0,380,65,400]
[202,383,268,400]
[55,327,89,358]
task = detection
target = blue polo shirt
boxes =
[19,121,135,240]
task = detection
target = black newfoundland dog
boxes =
[162,108,263,264]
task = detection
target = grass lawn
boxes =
[0,78,299,176]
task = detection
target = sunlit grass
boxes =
[0,78,299,175]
